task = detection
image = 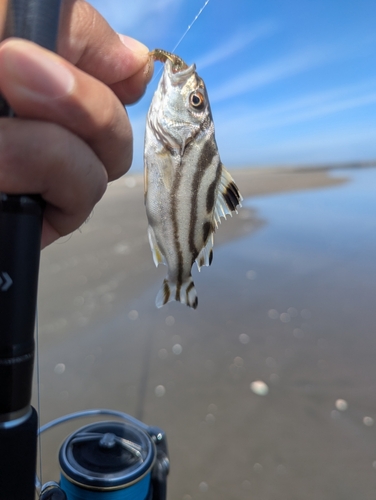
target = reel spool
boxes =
[37,410,169,500]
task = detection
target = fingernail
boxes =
[2,40,75,99]
[118,34,149,55]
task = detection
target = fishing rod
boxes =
[0,1,62,498]
[0,1,169,499]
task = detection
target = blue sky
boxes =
[88,0,376,170]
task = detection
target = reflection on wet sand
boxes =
[35,166,376,500]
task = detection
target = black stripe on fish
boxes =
[200,136,218,167]
[200,114,212,133]
[188,140,218,259]
[171,165,184,297]
[193,296,198,309]
[202,220,212,243]
[206,162,222,213]
[209,249,213,265]
[186,280,195,306]
[223,182,241,212]
[229,181,241,200]
[163,279,170,305]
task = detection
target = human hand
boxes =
[0,0,153,248]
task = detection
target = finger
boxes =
[109,60,154,105]
[58,0,153,104]
[0,39,132,181]
[0,118,107,248]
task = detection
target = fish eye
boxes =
[189,91,205,110]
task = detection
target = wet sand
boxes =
[34,166,376,499]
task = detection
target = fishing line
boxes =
[135,327,154,423]
[171,0,211,53]
[151,0,211,83]
[35,308,43,486]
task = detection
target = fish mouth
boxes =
[150,49,196,85]
[150,49,188,73]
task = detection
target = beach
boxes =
[34,165,376,500]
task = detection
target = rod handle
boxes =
[0,408,38,500]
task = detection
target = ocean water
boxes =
[242,167,376,276]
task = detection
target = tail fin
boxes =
[156,276,198,309]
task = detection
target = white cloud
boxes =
[210,47,334,103]
[255,126,376,164]
[250,79,376,119]
[218,124,376,166]
[194,22,277,70]
[212,77,376,165]
[216,112,376,165]
[208,30,376,104]
[259,92,376,130]
[215,79,376,133]
[88,0,183,39]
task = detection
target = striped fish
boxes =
[144,49,242,309]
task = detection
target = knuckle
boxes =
[59,0,111,64]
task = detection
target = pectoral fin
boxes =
[213,166,243,228]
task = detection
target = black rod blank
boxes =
[3,0,62,51]
[0,1,62,499]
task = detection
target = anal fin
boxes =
[196,232,214,271]
[148,226,166,267]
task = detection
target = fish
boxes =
[144,49,242,309]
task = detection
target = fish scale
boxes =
[144,50,242,309]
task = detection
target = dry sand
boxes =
[33,166,376,500]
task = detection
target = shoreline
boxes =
[38,164,352,340]
[119,162,352,201]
